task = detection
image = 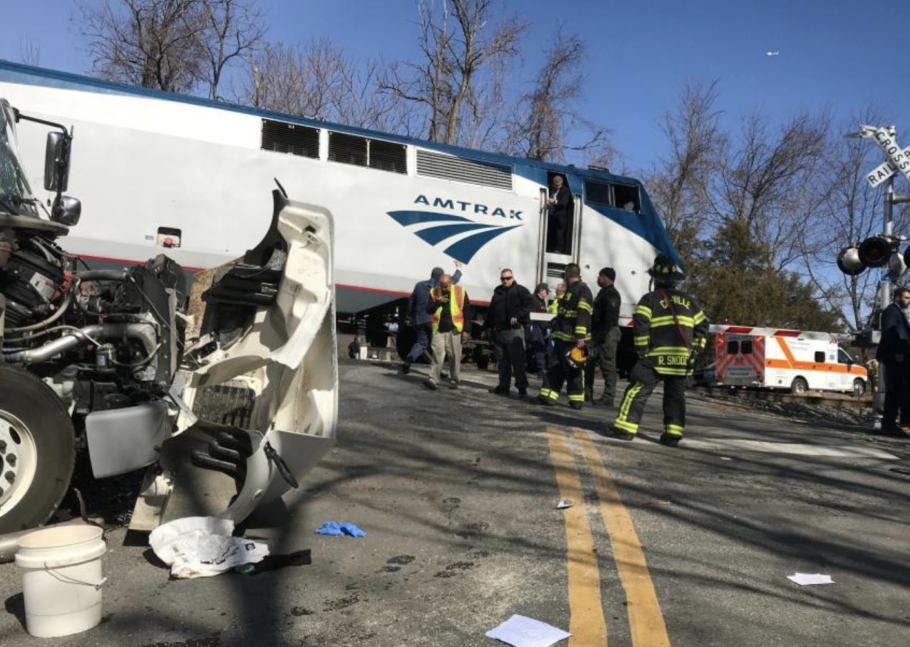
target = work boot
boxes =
[609,426,635,441]
[449,380,459,390]
[489,386,509,395]
[659,433,681,448]
[517,388,528,399]
[531,395,554,406]
[597,396,615,409]
[401,360,411,375]
[425,378,438,390]
[569,401,583,411]
[584,391,593,403]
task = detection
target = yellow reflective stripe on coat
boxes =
[634,305,652,319]
[634,336,649,346]
[693,311,707,324]
[654,367,688,376]
[648,346,691,356]
[650,315,695,328]
[578,301,594,314]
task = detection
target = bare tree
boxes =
[18,38,41,66]
[380,0,526,146]
[194,0,264,100]
[644,81,722,253]
[238,38,412,134]
[798,110,910,330]
[80,0,207,93]
[504,30,608,163]
[706,110,831,270]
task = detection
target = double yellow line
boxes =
[547,426,671,647]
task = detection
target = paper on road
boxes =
[556,499,572,509]
[486,615,571,647]
[149,516,269,579]
[787,573,835,586]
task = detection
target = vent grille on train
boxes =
[261,119,320,159]
[416,149,512,190]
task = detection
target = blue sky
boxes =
[1,0,908,172]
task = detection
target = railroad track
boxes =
[697,385,872,412]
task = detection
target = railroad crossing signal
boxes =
[860,126,910,187]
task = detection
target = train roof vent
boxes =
[329,131,368,167]
[416,149,512,190]
[261,119,319,159]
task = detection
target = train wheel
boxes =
[0,366,76,533]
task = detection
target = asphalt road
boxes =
[1,359,908,647]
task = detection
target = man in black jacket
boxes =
[527,283,552,390]
[546,175,572,254]
[876,287,910,435]
[488,269,534,397]
[585,267,622,407]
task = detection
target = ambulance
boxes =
[713,326,868,396]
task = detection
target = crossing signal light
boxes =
[858,235,898,268]
[836,246,865,276]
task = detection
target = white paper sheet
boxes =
[485,615,571,647]
[556,499,572,510]
[787,573,834,586]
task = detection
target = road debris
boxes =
[316,521,365,537]
[485,614,571,647]
[556,499,572,509]
[787,573,835,586]
[149,517,269,579]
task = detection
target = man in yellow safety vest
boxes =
[426,273,472,390]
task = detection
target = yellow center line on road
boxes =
[546,426,609,647]
[574,428,672,647]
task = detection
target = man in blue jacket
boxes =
[402,262,462,374]
[876,286,910,435]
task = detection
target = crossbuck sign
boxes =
[866,128,910,188]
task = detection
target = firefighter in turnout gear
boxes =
[534,264,594,410]
[609,254,708,446]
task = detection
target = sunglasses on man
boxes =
[500,275,514,282]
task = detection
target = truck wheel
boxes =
[852,378,866,398]
[0,366,76,533]
[790,377,808,395]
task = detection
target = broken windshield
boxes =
[0,105,36,216]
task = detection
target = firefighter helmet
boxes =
[566,345,587,369]
[648,254,685,284]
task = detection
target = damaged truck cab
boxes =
[0,99,337,533]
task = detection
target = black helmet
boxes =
[648,254,685,284]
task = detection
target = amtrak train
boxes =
[0,59,680,320]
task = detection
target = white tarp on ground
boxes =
[149,516,268,579]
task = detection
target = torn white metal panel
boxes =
[175,191,337,523]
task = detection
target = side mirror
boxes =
[44,131,70,193]
[51,196,81,227]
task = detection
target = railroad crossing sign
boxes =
[865,128,910,187]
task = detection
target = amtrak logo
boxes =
[387,210,522,263]
[388,195,523,263]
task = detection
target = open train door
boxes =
[537,174,583,289]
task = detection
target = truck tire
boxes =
[852,378,866,398]
[0,365,76,533]
[790,377,808,395]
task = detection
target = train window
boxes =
[814,351,825,363]
[369,139,407,174]
[613,183,641,213]
[329,132,368,167]
[726,341,739,354]
[585,180,612,206]
[741,340,753,354]
[261,119,320,159]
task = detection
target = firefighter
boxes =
[533,264,593,410]
[609,254,708,446]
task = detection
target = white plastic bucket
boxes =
[15,525,106,638]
